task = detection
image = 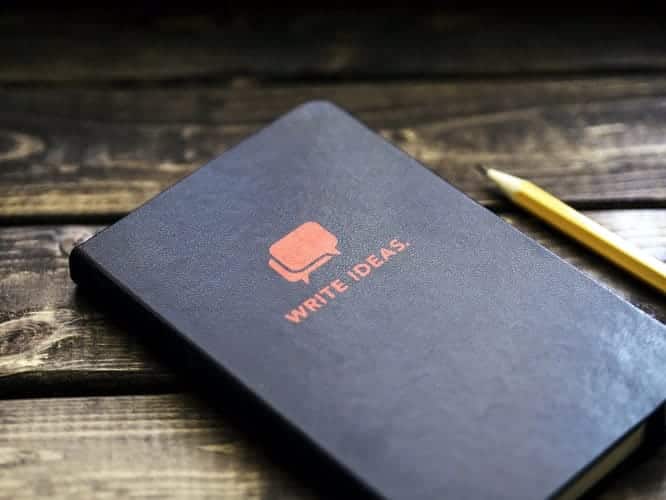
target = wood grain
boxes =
[0,225,175,397]
[0,211,663,398]
[3,11,666,83]
[0,393,318,500]
[2,78,666,218]
[0,392,663,500]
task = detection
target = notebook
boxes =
[70,101,666,500]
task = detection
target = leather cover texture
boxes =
[70,101,666,500]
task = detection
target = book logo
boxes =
[268,221,340,284]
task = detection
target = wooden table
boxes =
[1,10,665,499]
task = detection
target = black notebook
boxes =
[70,101,666,500]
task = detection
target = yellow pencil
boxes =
[480,166,666,294]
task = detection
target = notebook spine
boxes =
[69,244,116,295]
[69,244,134,308]
[69,244,98,289]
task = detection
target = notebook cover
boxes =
[70,101,666,500]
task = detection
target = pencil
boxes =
[480,166,666,294]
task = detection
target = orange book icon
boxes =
[269,221,340,283]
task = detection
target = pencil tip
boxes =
[475,164,488,177]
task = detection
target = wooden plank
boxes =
[0,393,664,500]
[0,225,175,396]
[0,393,318,500]
[3,78,666,218]
[0,210,664,398]
[3,11,666,82]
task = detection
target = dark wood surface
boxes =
[4,10,666,82]
[1,10,665,500]
[3,78,666,220]
[0,394,318,500]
